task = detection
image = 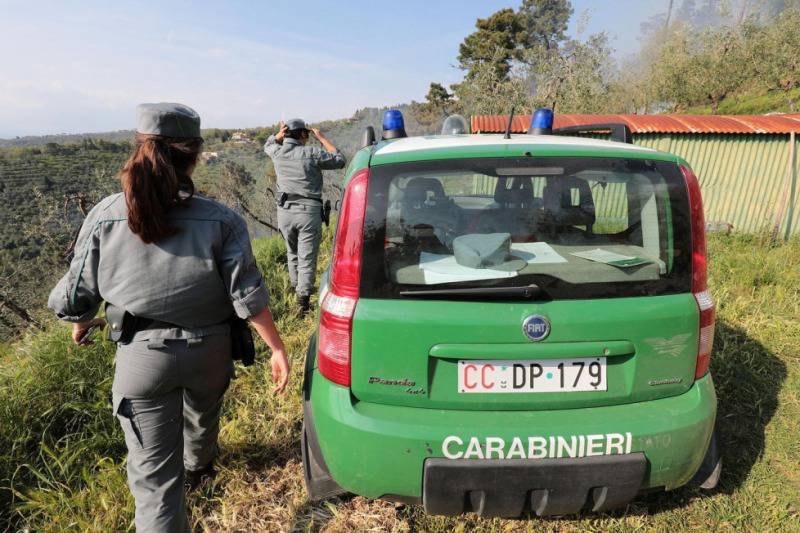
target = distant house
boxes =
[230,131,252,143]
[471,113,800,238]
[200,151,219,163]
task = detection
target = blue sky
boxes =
[0,0,663,137]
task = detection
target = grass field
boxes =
[1,231,799,532]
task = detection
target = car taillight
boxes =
[681,165,715,379]
[318,293,357,386]
[318,168,369,387]
[694,290,715,378]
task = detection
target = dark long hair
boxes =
[119,133,203,243]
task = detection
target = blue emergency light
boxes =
[382,109,407,139]
[529,108,554,135]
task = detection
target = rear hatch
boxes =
[351,155,698,410]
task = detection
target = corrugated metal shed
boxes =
[470,114,800,237]
[472,113,800,134]
[639,134,799,236]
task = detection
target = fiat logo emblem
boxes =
[522,315,550,342]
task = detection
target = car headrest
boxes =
[404,177,446,206]
[494,177,534,206]
[542,177,596,226]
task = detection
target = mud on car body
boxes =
[301,110,719,518]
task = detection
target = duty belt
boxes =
[279,192,322,207]
[106,303,182,344]
[133,317,182,332]
[287,194,322,203]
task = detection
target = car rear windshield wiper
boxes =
[399,283,545,300]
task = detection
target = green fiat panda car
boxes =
[301,109,719,517]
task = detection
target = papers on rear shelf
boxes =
[570,248,651,268]
[510,242,568,264]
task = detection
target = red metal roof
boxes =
[471,113,800,135]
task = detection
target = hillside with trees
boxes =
[0,104,440,340]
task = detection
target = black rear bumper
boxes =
[423,453,647,517]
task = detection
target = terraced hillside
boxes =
[0,142,129,257]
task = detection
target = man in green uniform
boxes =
[264,119,345,315]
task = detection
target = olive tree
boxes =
[525,32,615,113]
[745,7,800,109]
[649,25,750,112]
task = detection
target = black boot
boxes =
[297,294,311,317]
[185,461,215,491]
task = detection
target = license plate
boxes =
[457,358,607,393]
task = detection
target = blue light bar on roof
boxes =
[529,108,554,135]
[382,109,407,140]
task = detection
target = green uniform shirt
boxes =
[264,135,346,200]
[48,193,269,334]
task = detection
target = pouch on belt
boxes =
[106,303,136,344]
[228,315,255,366]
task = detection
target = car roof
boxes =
[368,134,677,167]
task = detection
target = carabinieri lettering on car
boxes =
[441,433,633,460]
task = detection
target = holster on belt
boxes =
[105,303,184,345]
[322,199,331,227]
[105,303,136,344]
[228,315,255,366]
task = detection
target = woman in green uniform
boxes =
[48,103,290,532]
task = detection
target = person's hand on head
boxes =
[310,128,338,153]
[275,121,288,142]
[270,348,291,394]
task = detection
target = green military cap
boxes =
[453,233,526,272]
[285,118,309,131]
[136,102,201,138]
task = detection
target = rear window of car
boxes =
[360,156,691,300]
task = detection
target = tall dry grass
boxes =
[1,231,798,532]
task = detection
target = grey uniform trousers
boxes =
[277,203,322,296]
[112,334,232,533]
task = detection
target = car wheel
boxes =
[302,411,347,501]
[690,429,721,490]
